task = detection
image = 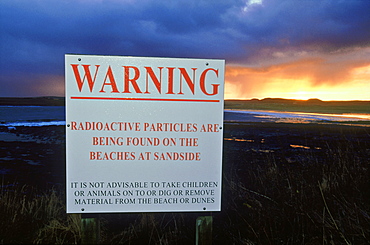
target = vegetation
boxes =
[219,123,370,244]
[0,185,80,244]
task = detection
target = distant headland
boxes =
[0,97,65,106]
[225,98,370,114]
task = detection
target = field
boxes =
[0,121,369,244]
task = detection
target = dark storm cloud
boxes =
[228,0,370,63]
[0,0,369,96]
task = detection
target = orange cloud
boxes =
[225,48,370,101]
[36,75,65,96]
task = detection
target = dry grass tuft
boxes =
[0,185,81,244]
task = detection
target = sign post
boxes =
[65,54,225,214]
[196,216,213,245]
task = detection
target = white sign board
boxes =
[65,54,224,213]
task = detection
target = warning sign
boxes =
[65,54,224,213]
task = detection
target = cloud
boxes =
[0,0,369,98]
[0,73,64,97]
[225,47,370,100]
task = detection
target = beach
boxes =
[0,97,369,243]
[1,117,369,243]
[0,126,65,188]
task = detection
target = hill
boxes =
[0,97,65,106]
[0,97,369,114]
[225,98,370,114]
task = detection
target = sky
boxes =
[1,0,369,100]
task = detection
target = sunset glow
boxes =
[225,72,370,101]
[225,48,370,101]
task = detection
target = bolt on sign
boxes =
[65,54,225,213]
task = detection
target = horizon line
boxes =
[0,96,369,102]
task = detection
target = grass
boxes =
[0,124,369,244]
[219,140,369,244]
[0,185,81,244]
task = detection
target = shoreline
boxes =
[224,110,370,126]
[225,108,370,119]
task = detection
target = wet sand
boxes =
[0,126,66,188]
[0,122,368,189]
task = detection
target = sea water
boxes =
[224,109,370,124]
[0,105,65,127]
[0,106,368,127]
